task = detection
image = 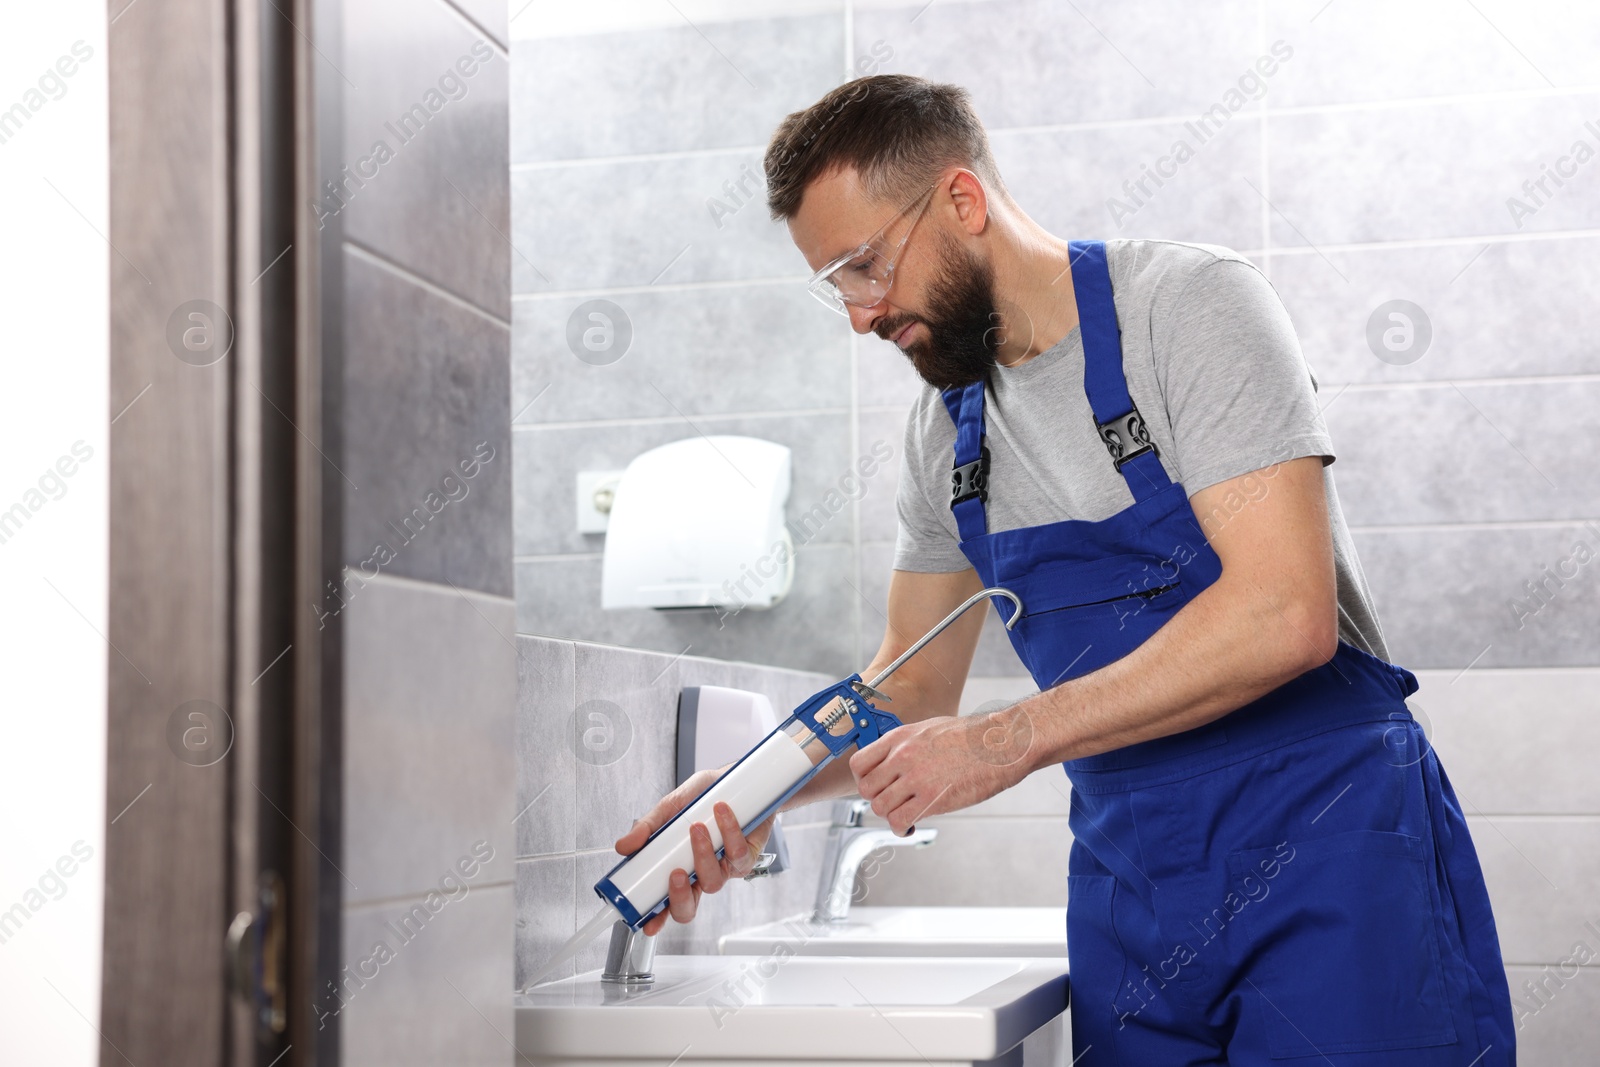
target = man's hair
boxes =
[763,74,1004,220]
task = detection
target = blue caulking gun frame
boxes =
[594,586,1023,929]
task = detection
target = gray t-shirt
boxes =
[893,237,1390,660]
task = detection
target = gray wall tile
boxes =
[342,0,510,317]
[1412,668,1600,815]
[1354,523,1600,669]
[1469,815,1600,966]
[510,15,843,163]
[341,249,513,597]
[1505,963,1600,1063]
[510,150,802,293]
[1271,236,1600,385]
[340,883,513,1067]
[1266,0,1600,107]
[758,821,833,919]
[515,635,577,857]
[858,542,1027,678]
[993,117,1264,250]
[343,575,517,903]
[512,411,852,556]
[515,854,575,988]
[516,542,859,676]
[859,334,930,410]
[571,641,682,850]
[1323,381,1600,526]
[857,406,909,545]
[855,541,895,669]
[511,284,849,424]
[950,586,1031,684]
[959,764,1073,819]
[335,0,514,1054]
[1267,94,1600,247]
[856,814,1072,907]
[855,0,1264,128]
[571,851,626,974]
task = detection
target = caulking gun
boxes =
[526,585,1023,986]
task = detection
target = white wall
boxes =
[0,3,110,1065]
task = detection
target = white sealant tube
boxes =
[601,723,820,921]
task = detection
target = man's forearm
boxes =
[1015,570,1335,773]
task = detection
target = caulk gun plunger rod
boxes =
[865,586,1022,691]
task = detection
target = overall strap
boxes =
[940,380,989,541]
[1068,240,1171,501]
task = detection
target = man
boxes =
[615,75,1514,1065]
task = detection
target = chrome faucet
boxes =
[812,798,937,922]
[600,918,656,985]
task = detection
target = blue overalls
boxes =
[941,241,1516,1064]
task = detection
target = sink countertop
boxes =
[516,953,1069,1062]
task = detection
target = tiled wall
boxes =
[329,1,515,1063]
[510,0,1600,671]
[513,634,844,987]
[511,0,1600,1059]
[509,6,920,678]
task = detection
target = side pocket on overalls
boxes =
[1066,874,1127,1061]
[1227,830,1458,1059]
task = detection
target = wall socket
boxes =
[576,470,624,534]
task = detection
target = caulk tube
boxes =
[595,708,850,928]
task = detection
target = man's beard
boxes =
[877,237,1000,392]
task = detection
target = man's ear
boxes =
[943,168,989,237]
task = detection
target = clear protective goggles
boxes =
[805,184,937,315]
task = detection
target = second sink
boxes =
[720,906,1067,958]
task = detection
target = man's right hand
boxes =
[612,766,776,936]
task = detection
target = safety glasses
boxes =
[805,184,938,315]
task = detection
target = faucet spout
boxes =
[812,799,938,922]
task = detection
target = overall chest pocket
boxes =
[1004,554,1186,684]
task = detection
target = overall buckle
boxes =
[950,443,990,507]
[1096,407,1156,469]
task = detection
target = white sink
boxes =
[719,907,1067,958]
[515,954,1068,1065]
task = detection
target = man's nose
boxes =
[846,302,883,335]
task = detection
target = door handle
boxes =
[226,871,287,1038]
